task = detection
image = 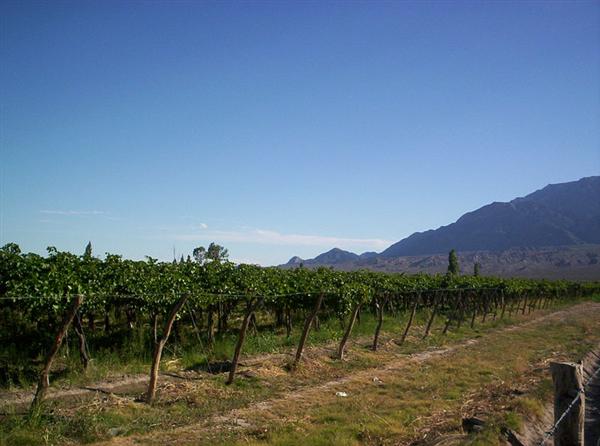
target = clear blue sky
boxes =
[1,1,599,265]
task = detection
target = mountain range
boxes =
[281,176,600,280]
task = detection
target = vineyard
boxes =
[1,243,600,444]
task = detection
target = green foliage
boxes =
[447,249,460,276]
[0,241,598,388]
[193,242,229,264]
[1,242,598,324]
[84,242,93,259]
[0,237,598,446]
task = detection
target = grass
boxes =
[0,296,597,445]
[179,308,439,371]
[1,306,411,390]
[218,302,600,446]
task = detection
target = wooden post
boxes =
[226,300,257,385]
[521,293,528,315]
[507,298,516,317]
[371,297,384,351]
[31,295,83,412]
[186,302,204,348]
[470,305,477,329]
[399,298,418,345]
[73,311,90,370]
[500,290,507,319]
[145,295,188,404]
[456,290,465,329]
[337,304,361,360]
[423,296,438,338]
[293,293,324,367]
[550,362,584,446]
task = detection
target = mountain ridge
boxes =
[281,176,600,279]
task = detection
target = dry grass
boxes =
[2,301,599,446]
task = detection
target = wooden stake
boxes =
[521,293,528,315]
[500,291,507,319]
[293,293,324,367]
[145,295,188,404]
[226,299,258,385]
[337,304,361,360]
[423,297,438,338]
[456,291,465,329]
[550,362,584,446]
[73,311,90,370]
[372,297,384,351]
[31,295,83,412]
[399,299,418,345]
[470,306,477,329]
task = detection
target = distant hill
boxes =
[381,176,600,257]
[287,248,381,267]
[281,176,600,279]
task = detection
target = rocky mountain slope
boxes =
[282,176,600,279]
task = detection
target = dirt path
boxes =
[95,301,600,446]
[0,374,149,408]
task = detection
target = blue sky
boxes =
[1,1,599,265]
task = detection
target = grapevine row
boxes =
[1,243,598,409]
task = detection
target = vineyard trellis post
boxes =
[521,291,528,315]
[31,294,83,412]
[226,297,262,385]
[456,289,466,329]
[293,293,324,368]
[337,304,361,360]
[399,293,418,345]
[550,362,584,446]
[470,299,478,329]
[423,291,439,338]
[73,310,90,370]
[500,289,507,319]
[372,295,386,351]
[145,294,189,404]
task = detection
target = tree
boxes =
[473,262,480,277]
[447,249,460,276]
[207,243,228,262]
[193,243,229,264]
[84,242,93,259]
[192,246,206,263]
[1,242,21,255]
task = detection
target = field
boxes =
[2,300,600,445]
[1,246,599,445]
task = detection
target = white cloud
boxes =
[230,257,262,265]
[199,223,208,229]
[40,210,106,216]
[170,227,392,250]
